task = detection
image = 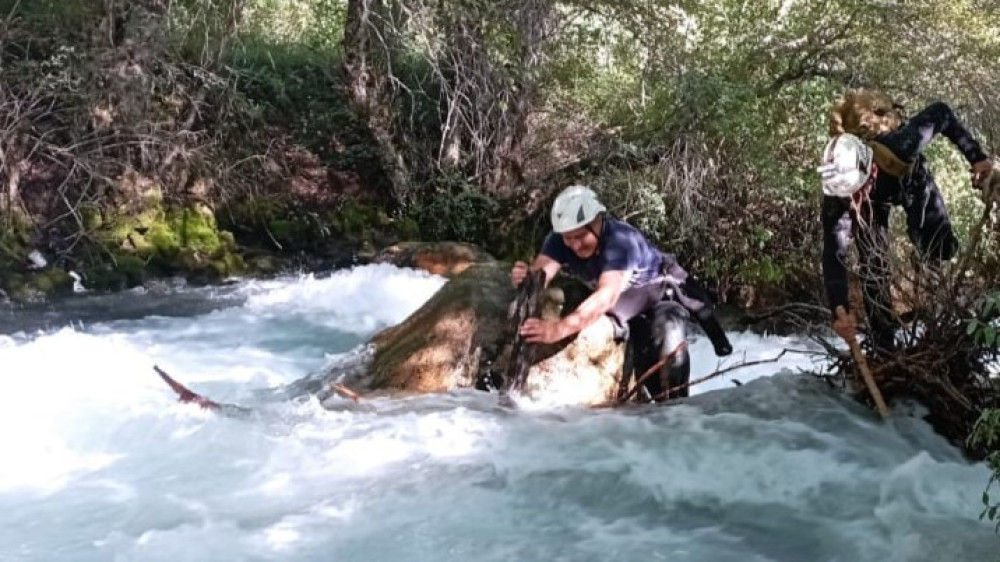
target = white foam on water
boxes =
[0,264,994,561]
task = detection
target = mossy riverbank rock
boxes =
[0,201,248,301]
[0,268,75,303]
[0,218,76,302]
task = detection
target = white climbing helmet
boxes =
[817,133,875,198]
[551,185,606,233]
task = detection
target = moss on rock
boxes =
[77,201,246,290]
[83,254,149,293]
[219,194,403,260]
[1,268,74,302]
[0,217,74,302]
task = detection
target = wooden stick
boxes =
[836,307,890,420]
[330,382,362,402]
[504,269,546,394]
[154,365,221,410]
[595,350,793,409]
[153,365,252,417]
[953,199,993,281]
[953,166,998,282]
[650,350,789,401]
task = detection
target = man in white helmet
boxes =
[820,99,994,352]
[510,185,732,400]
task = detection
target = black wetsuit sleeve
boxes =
[822,195,853,313]
[882,102,989,165]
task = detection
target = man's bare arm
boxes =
[518,267,628,344]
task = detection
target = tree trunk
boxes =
[486,0,554,196]
[342,0,412,203]
[0,128,27,220]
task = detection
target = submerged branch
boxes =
[650,350,790,402]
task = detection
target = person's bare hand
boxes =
[510,261,529,288]
[833,306,857,341]
[974,160,999,207]
[519,318,566,344]
[971,158,994,188]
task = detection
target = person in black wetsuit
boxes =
[510,185,733,400]
[819,91,995,351]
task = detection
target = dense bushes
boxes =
[4,0,996,304]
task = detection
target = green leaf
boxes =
[984,326,997,348]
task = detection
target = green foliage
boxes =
[970,407,1000,530]
[219,193,398,254]
[967,293,1000,350]
[243,0,346,50]
[966,292,1000,530]
[4,0,998,303]
[167,0,246,64]
[532,0,999,303]
[410,174,499,246]
[219,195,323,251]
[0,0,102,46]
[0,219,75,300]
[223,37,385,179]
[333,198,388,237]
[586,171,670,242]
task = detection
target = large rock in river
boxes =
[373,241,495,277]
[341,248,626,407]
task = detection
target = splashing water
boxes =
[0,264,994,562]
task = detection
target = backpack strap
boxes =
[869,140,913,178]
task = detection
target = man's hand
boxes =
[510,261,529,288]
[519,318,566,344]
[972,158,995,188]
[975,160,999,207]
[833,306,857,341]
